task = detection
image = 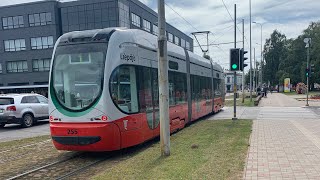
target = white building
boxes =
[224,70,243,92]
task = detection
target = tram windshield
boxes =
[52,43,106,111]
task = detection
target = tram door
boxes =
[140,65,160,137]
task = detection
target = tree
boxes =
[263,30,287,86]
[262,22,320,88]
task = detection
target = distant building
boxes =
[0,0,193,96]
[224,70,242,92]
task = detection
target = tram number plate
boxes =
[67,129,78,135]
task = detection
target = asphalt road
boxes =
[0,120,50,142]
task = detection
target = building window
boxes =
[7,61,28,73]
[31,36,54,50]
[131,13,140,27]
[167,32,173,42]
[2,16,24,29]
[33,59,51,72]
[227,77,230,83]
[4,39,26,52]
[0,63,2,73]
[119,2,130,28]
[181,39,186,48]
[152,24,158,36]
[142,19,151,32]
[29,12,52,26]
[186,41,190,50]
[174,36,179,45]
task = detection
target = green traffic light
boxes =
[232,64,238,69]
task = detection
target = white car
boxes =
[0,94,49,128]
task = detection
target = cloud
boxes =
[139,0,320,70]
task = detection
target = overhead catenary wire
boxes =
[163,1,243,66]
[193,41,243,47]
[220,0,250,47]
[164,2,200,32]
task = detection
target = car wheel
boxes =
[22,114,34,128]
[0,123,5,128]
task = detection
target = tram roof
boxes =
[56,28,224,73]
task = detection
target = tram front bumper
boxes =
[50,122,121,151]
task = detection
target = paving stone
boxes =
[243,93,320,179]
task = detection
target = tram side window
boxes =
[191,75,200,101]
[200,77,205,101]
[151,68,159,107]
[169,71,175,106]
[110,66,139,113]
[208,77,212,99]
[174,72,187,104]
[137,66,152,113]
[214,78,222,98]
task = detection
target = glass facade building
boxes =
[0,0,193,96]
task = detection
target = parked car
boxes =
[0,94,49,128]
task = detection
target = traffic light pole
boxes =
[249,0,253,102]
[242,19,245,104]
[253,48,256,93]
[233,4,237,120]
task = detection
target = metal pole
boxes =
[260,24,263,86]
[306,45,310,106]
[158,0,170,156]
[233,4,237,120]
[253,48,256,93]
[249,0,252,102]
[242,19,245,103]
[207,32,209,56]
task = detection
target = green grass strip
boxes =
[94,119,252,180]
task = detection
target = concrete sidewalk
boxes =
[243,93,320,179]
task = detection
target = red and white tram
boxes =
[49,28,225,151]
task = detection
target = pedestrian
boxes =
[257,86,261,96]
[263,86,268,97]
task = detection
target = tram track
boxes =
[5,152,112,180]
[0,139,51,154]
[0,139,53,164]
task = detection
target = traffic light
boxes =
[306,67,310,77]
[230,48,240,71]
[310,64,315,77]
[240,48,248,71]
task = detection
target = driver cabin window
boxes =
[110,65,138,113]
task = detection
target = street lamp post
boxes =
[304,38,311,107]
[253,22,263,86]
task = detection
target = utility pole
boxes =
[260,25,263,86]
[306,46,310,106]
[158,0,170,156]
[249,0,252,102]
[242,19,245,103]
[232,4,237,120]
[253,48,256,93]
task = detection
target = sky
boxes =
[1,0,320,70]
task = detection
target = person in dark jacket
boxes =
[263,86,268,97]
[257,86,261,96]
